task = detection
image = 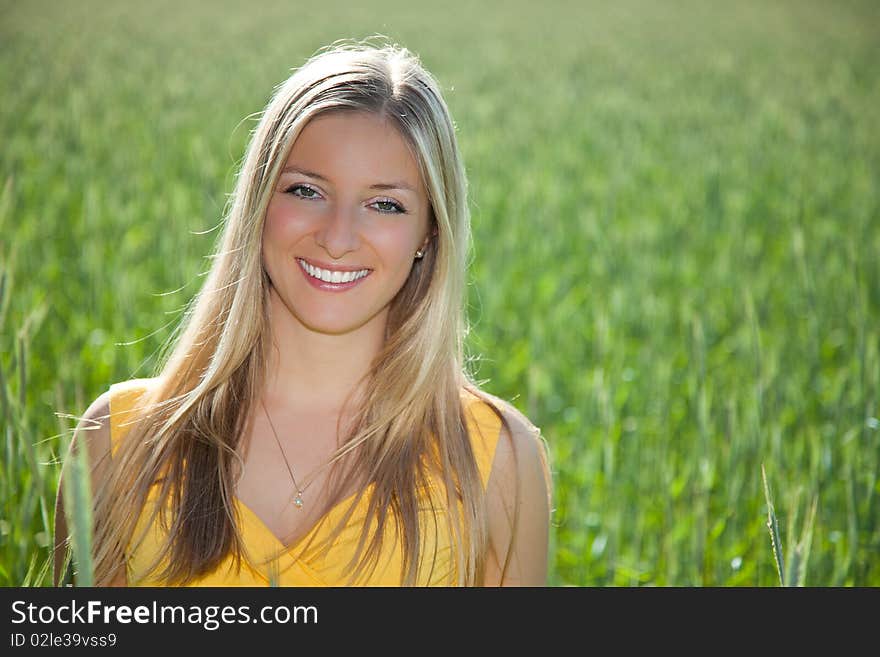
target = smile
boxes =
[296,258,371,284]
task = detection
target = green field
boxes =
[1,0,878,586]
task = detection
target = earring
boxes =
[415,249,424,259]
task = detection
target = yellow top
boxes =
[108,379,503,586]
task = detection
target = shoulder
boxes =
[461,387,545,465]
[73,389,114,470]
[465,389,551,585]
[459,386,549,496]
[54,380,157,585]
[106,377,161,454]
[54,390,115,585]
[108,377,158,409]
[487,395,549,500]
[66,377,158,468]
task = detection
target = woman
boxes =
[54,41,551,587]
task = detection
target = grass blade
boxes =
[794,495,819,587]
[761,464,785,587]
[61,440,95,586]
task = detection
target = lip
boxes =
[297,257,371,292]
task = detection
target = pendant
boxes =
[294,491,304,509]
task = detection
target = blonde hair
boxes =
[90,38,503,586]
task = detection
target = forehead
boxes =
[284,111,423,185]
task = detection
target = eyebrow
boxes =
[281,165,417,192]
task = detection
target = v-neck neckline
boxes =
[234,484,373,557]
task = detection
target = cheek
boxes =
[374,225,424,268]
[376,208,430,263]
[263,198,313,249]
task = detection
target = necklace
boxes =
[260,399,309,510]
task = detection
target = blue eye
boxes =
[372,199,406,214]
[285,184,321,199]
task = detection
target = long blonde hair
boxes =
[90,39,501,586]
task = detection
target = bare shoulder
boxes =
[466,389,547,474]
[55,379,155,586]
[472,389,552,586]
[462,387,551,503]
[68,377,159,471]
[71,389,114,472]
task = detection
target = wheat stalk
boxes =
[761,464,785,586]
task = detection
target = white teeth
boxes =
[298,259,369,284]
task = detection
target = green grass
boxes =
[1,0,878,586]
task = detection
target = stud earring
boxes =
[415,249,424,259]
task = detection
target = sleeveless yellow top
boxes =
[108,379,502,586]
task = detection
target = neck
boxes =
[262,286,385,415]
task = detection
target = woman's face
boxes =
[262,111,431,337]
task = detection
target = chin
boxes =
[296,311,377,336]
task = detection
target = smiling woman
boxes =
[53,40,552,587]
[263,112,432,337]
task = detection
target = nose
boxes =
[314,203,360,260]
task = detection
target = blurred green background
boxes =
[1,0,878,586]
